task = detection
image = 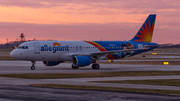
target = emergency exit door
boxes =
[33,43,40,54]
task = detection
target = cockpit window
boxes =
[17,46,22,49]
[17,46,29,49]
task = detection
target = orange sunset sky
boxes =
[0,0,179,44]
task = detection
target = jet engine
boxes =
[72,56,91,67]
[43,61,62,66]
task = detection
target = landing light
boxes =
[152,53,157,55]
[163,62,169,65]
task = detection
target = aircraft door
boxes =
[33,43,40,54]
[138,44,143,49]
[76,45,78,51]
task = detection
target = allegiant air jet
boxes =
[10,14,159,70]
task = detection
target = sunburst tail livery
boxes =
[10,14,159,70]
[130,14,156,42]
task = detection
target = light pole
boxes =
[7,39,9,48]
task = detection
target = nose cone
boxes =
[10,49,18,59]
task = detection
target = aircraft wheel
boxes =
[92,64,100,69]
[92,64,95,69]
[31,66,35,70]
[72,65,79,69]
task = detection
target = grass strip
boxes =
[1,71,180,79]
[96,79,180,87]
[0,49,13,52]
[30,84,180,96]
[0,56,15,60]
[98,61,180,65]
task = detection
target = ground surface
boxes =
[1,61,180,100]
[1,84,180,101]
[1,48,180,100]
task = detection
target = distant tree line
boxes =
[159,43,180,48]
[0,40,27,49]
[0,39,57,49]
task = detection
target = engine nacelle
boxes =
[73,56,91,67]
[43,61,61,66]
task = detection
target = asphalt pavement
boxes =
[1,61,180,101]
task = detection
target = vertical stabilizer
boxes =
[130,14,156,42]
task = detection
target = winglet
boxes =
[130,14,156,42]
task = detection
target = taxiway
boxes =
[1,61,180,101]
[1,61,180,74]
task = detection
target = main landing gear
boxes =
[92,64,100,69]
[31,61,36,70]
[71,64,100,69]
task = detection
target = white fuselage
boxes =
[10,40,159,63]
[11,41,105,61]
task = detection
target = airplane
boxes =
[10,14,159,70]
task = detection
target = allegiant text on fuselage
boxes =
[41,45,69,53]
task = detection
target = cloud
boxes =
[0,0,180,20]
[0,0,179,21]
[0,21,179,44]
[0,0,180,44]
[0,22,140,43]
[1,0,179,10]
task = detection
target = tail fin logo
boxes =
[131,14,156,42]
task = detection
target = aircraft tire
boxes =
[72,65,79,69]
[92,64,100,69]
[31,66,35,70]
[92,64,95,69]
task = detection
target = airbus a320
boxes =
[10,14,159,70]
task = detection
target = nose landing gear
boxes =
[31,61,36,70]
